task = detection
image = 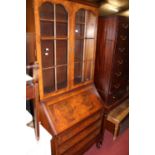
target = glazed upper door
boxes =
[74,9,97,85]
[34,0,98,99]
[39,2,69,96]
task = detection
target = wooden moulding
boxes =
[68,0,100,8]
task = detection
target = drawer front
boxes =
[118,18,129,31]
[63,128,100,155]
[120,22,129,31]
[59,119,102,154]
[115,43,129,59]
[107,84,129,104]
[57,112,102,145]
[118,33,128,43]
[110,68,129,94]
[112,56,126,77]
[111,62,128,83]
[111,52,129,81]
[117,23,129,47]
[107,89,127,104]
[118,24,129,37]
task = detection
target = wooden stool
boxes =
[107,99,129,140]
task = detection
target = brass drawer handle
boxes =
[114,83,121,89]
[112,96,116,99]
[120,35,127,40]
[122,23,128,29]
[118,47,126,52]
[117,59,124,64]
[115,72,122,77]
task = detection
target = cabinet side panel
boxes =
[26,0,36,75]
[94,17,117,101]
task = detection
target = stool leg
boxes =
[113,124,120,141]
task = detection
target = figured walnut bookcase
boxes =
[31,0,104,154]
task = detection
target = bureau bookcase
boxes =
[27,0,104,154]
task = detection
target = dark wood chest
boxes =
[94,16,129,111]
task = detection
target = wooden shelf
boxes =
[40,18,54,22]
[75,37,95,40]
[41,36,68,40]
[43,66,55,70]
[43,64,67,70]
[56,64,67,68]
[40,18,67,23]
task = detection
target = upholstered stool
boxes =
[107,99,129,140]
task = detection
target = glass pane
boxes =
[40,21,54,36]
[56,22,67,36]
[84,61,93,81]
[56,40,67,65]
[76,9,85,23]
[85,39,95,61]
[75,39,83,62]
[75,24,85,38]
[85,11,96,38]
[74,62,83,84]
[41,40,54,68]
[40,2,54,20]
[74,9,86,85]
[56,4,68,21]
[43,69,55,93]
[57,66,67,89]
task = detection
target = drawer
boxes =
[108,89,127,104]
[115,45,129,57]
[118,23,129,36]
[112,56,125,73]
[113,51,128,69]
[120,22,129,30]
[110,71,129,93]
[118,34,128,43]
[63,128,100,155]
[118,19,129,31]
[58,119,102,154]
[57,112,102,145]
[110,81,122,91]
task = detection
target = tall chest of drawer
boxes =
[94,15,129,111]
